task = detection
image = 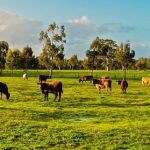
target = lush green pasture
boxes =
[0,74,150,149]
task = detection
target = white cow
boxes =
[23,73,28,80]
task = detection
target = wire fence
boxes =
[0,69,150,80]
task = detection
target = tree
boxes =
[115,41,135,70]
[54,50,64,70]
[39,22,66,77]
[0,41,9,73]
[22,45,34,69]
[68,55,79,70]
[86,37,117,72]
[12,49,23,69]
[115,41,135,79]
[5,49,13,69]
[135,58,147,70]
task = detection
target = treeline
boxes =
[0,41,150,73]
[0,22,150,74]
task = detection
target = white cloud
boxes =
[67,16,91,25]
[0,10,43,55]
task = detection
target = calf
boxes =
[23,73,28,80]
[40,81,63,101]
[39,75,51,83]
[0,82,10,99]
[93,78,112,94]
[117,80,128,94]
[79,75,93,83]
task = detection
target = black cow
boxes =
[0,82,10,99]
[79,75,93,83]
[39,75,51,83]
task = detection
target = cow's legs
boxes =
[0,93,2,99]
[58,92,61,102]
[54,92,58,101]
[44,91,48,100]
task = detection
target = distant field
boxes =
[1,69,150,80]
[0,70,150,149]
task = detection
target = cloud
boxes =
[0,10,43,55]
[132,42,150,58]
[67,16,91,25]
[65,16,135,59]
[100,23,135,33]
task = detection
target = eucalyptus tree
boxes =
[5,49,13,69]
[68,54,79,70]
[114,41,135,79]
[115,41,135,70]
[39,22,66,77]
[0,41,9,73]
[86,37,118,72]
[22,45,35,69]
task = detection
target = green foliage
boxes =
[0,41,9,72]
[0,71,150,149]
[39,22,66,75]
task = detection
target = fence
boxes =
[0,69,150,80]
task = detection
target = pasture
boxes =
[0,70,150,149]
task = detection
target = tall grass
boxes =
[0,71,150,149]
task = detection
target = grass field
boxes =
[0,70,150,149]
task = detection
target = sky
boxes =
[0,0,150,59]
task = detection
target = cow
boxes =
[0,82,10,100]
[93,78,112,94]
[23,73,28,80]
[39,75,51,83]
[142,77,150,86]
[117,80,128,94]
[79,75,93,83]
[39,81,63,101]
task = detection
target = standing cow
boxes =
[117,80,128,94]
[92,78,112,94]
[39,81,63,101]
[0,82,10,99]
[23,73,28,80]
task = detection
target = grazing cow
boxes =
[117,80,128,94]
[23,73,28,80]
[142,77,150,86]
[40,81,63,101]
[79,75,93,83]
[0,82,10,100]
[93,78,112,94]
[39,75,51,83]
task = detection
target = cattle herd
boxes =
[0,74,150,100]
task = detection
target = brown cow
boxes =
[39,81,63,101]
[142,77,150,86]
[93,78,111,94]
[117,80,128,94]
[79,75,93,83]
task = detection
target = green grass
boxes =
[0,73,150,149]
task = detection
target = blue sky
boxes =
[0,0,150,59]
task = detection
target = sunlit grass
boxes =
[0,74,150,149]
